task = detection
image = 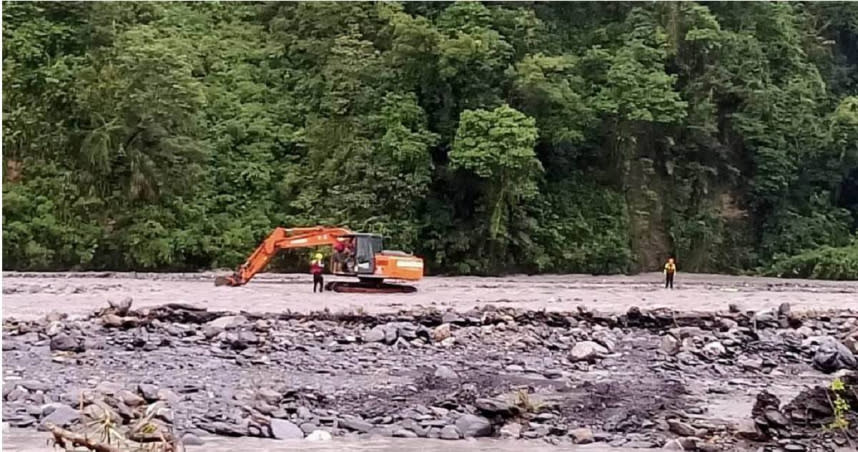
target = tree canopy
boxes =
[3,2,858,278]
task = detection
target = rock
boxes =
[118,390,146,407]
[256,388,281,405]
[46,321,64,337]
[434,365,458,380]
[270,419,304,440]
[718,318,738,331]
[667,419,697,436]
[569,427,594,444]
[475,398,517,416]
[207,315,247,330]
[102,313,123,328]
[569,341,608,362]
[109,297,133,316]
[364,326,386,343]
[306,430,332,441]
[181,433,204,446]
[440,425,461,440]
[592,330,618,352]
[393,428,418,438]
[40,404,80,428]
[660,335,680,355]
[50,333,84,352]
[6,388,27,402]
[82,403,118,422]
[299,422,317,434]
[455,414,491,438]
[778,303,791,317]
[702,341,727,358]
[19,380,50,392]
[752,310,778,327]
[238,331,259,344]
[432,324,452,342]
[812,337,857,373]
[202,325,222,339]
[339,415,373,433]
[764,409,790,428]
[442,311,463,324]
[499,422,522,439]
[138,384,159,402]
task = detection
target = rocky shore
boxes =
[3,299,857,451]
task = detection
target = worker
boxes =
[664,257,677,289]
[311,253,325,293]
[333,240,346,273]
[343,239,356,273]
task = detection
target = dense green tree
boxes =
[3,1,858,279]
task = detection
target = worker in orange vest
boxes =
[664,257,677,289]
[311,253,325,293]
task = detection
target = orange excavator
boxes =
[214,226,424,293]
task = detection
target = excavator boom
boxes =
[215,226,351,286]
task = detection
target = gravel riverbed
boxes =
[2,274,858,451]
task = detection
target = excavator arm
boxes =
[215,226,352,286]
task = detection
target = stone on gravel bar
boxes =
[339,415,373,433]
[270,418,304,440]
[432,324,451,342]
[181,433,204,445]
[569,427,594,444]
[569,341,608,362]
[50,333,84,352]
[440,425,461,440]
[137,384,159,402]
[812,337,857,373]
[434,365,458,380]
[39,403,80,429]
[455,414,491,438]
[206,315,247,330]
[363,326,386,343]
[306,430,332,441]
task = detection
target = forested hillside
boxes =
[3,2,858,277]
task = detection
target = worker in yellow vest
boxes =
[664,257,677,289]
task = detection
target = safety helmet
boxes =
[314,253,323,260]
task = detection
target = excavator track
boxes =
[325,281,417,294]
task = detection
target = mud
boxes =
[4,272,858,321]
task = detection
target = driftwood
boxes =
[46,422,181,452]
[46,423,122,452]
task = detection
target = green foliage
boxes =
[766,240,858,280]
[3,2,858,277]
[451,105,541,243]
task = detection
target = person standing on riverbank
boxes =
[311,253,325,293]
[664,257,676,289]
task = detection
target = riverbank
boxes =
[3,282,857,451]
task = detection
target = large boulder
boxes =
[455,414,492,438]
[39,404,80,429]
[270,419,304,440]
[812,337,857,373]
[50,333,85,353]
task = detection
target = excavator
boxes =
[214,226,423,293]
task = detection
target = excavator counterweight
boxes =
[215,226,423,293]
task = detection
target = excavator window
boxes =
[354,235,383,274]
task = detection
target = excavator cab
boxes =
[337,233,383,276]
